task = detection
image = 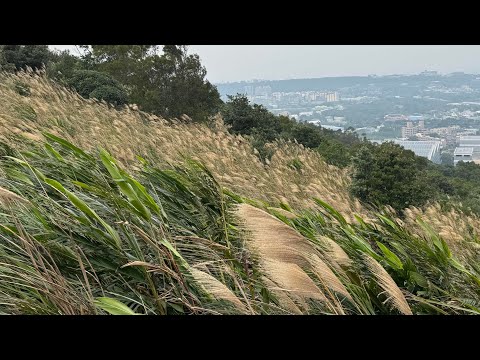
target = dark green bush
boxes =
[66,70,128,106]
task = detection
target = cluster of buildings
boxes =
[399,121,476,144]
[397,117,480,165]
[242,85,340,106]
[453,136,480,166]
[391,135,480,166]
[401,120,428,138]
[270,91,340,104]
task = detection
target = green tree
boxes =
[0,45,52,71]
[82,45,221,122]
[288,123,324,148]
[440,152,454,166]
[66,70,128,106]
[222,95,281,140]
[316,139,352,168]
[47,50,85,82]
[149,47,222,121]
[350,142,434,212]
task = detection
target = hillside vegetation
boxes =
[0,70,479,314]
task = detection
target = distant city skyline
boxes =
[49,45,480,84]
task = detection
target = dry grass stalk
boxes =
[307,254,352,301]
[189,267,248,314]
[0,186,29,206]
[317,235,352,268]
[262,260,327,304]
[237,203,349,312]
[261,276,303,314]
[364,255,413,315]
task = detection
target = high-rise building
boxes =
[325,92,339,102]
[316,93,327,102]
[402,122,414,138]
[401,120,427,138]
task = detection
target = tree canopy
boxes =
[0,45,51,71]
[66,70,128,106]
[350,142,434,212]
[80,45,222,121]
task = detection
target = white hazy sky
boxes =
[50,45,480,83]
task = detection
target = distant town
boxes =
[216,71,480,166]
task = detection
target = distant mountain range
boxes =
[215,72,480,98]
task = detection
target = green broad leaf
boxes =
[416,218,451,258]
[71,180,97,192]
[449,258,480,286]
[160,238,187,266]
[46,242,78,261]
[279,202,293,212]
[128,177,160,214]
[409,271,428,288]
[43,132,92,160]
[31,167,47,182]
[222,188,243,203]
[389,242,409,259]
[136,155,148,165]
[45,179,95,217]
[450,258,467,273]
[377,214,398,230]
[100,149,151,221]
[4,156,29,165]
[343,230,378,258]
[44,178,121,249]
[439,237,452,258]
[99,149,122,178]
[68,212,92,226]
[4,156,46,182]
[44,143,64,161]
[261,287,270,303]
[354,214,368,229]
[168,302,185,313]
[19,150,39,158]
[94,297,139,315]
[376,242,403,270]
[5,168,34,185]
[314,198,347,225]
[31,207,50,228]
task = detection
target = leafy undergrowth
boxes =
[0,136,478,314]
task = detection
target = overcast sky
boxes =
[50,45,480,84]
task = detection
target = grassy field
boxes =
[0,70,478,314]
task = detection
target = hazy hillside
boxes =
[0,71,479,315]
[216,73,480,97]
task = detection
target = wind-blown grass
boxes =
[0,71,478,314]
[0,135,476,314]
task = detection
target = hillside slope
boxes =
[0,71,479,315]
[2,71,479,247]
[0,71,364,219]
